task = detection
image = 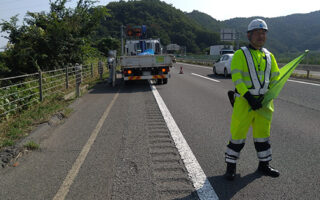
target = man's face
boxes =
[247,29,267,49]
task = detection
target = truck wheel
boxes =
[163,78,168,84]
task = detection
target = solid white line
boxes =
[191,73,220,83]
[288,79,320,86]
[53,92,120,200]
[150,84,219,200]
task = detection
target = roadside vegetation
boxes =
[24,141,40,150]
[0,0,114,78]
[0,0,112,150]
[0,93,71,148]
[100,0,221,54]
[276,51,320,65]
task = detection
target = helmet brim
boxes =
[247,28,268,33]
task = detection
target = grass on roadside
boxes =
[291,73,306,79]
[0,93,73,150]
[88,71,110,89]
[24,141,40,150]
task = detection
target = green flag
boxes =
[256,50,309,120]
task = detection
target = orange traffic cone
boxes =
[179,66,184,74]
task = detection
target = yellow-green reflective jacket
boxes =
[231,46,280,96]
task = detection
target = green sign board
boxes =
[156,56,165,63]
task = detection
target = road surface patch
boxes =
[53,91,120,200]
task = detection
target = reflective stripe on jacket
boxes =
[241,46,271,95]
[231,46,280,97]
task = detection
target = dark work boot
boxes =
[258,161,280,177]
[224,163,236,181]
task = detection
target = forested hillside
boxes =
[99,1,320,54]
[98,0,220,53]
[185,10,222,33]
[189,10,320,53]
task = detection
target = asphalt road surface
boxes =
[0,62,319,200]
[161,63,320,200]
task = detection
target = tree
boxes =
[94,37,120,57]
[0,0,109,76]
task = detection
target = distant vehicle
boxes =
[220,49,234,55]
[213,53,234,78]
[210,45,234,56]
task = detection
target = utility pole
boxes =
[121,25,124,56]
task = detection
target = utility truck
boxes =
[120,25,173,84]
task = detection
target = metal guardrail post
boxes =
[38,70,43,102]
[75,64,82,98]
[91,63,93,77]
[98,61,103,81]
[306,54,309,79]
[66,65,69,89]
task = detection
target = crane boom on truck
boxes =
[120,25,174,84]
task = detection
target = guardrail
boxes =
[0,63,104,118]
[176,58,214,66]
[176,57,320,79]
[278,63,320,79]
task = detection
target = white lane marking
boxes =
[180,63,320,87]
[53,92,120,200]
[191,73,220,83]
[288,79,320,86]
[178,62,212,69]
[150,84,219,200]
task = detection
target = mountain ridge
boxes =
[189,10,320,53]
[97,0,319,54]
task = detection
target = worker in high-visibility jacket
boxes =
[225,19,281,180]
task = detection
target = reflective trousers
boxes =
[225,96,273,163]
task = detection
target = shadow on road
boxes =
[176,171,263,200]
[207,74,231,80]
[207,171,263,200]
[88,79,156,95]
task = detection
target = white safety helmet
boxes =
[247,19,268,32]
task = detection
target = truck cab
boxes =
[125,39,162,56]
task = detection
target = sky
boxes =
[0,0,319,48]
